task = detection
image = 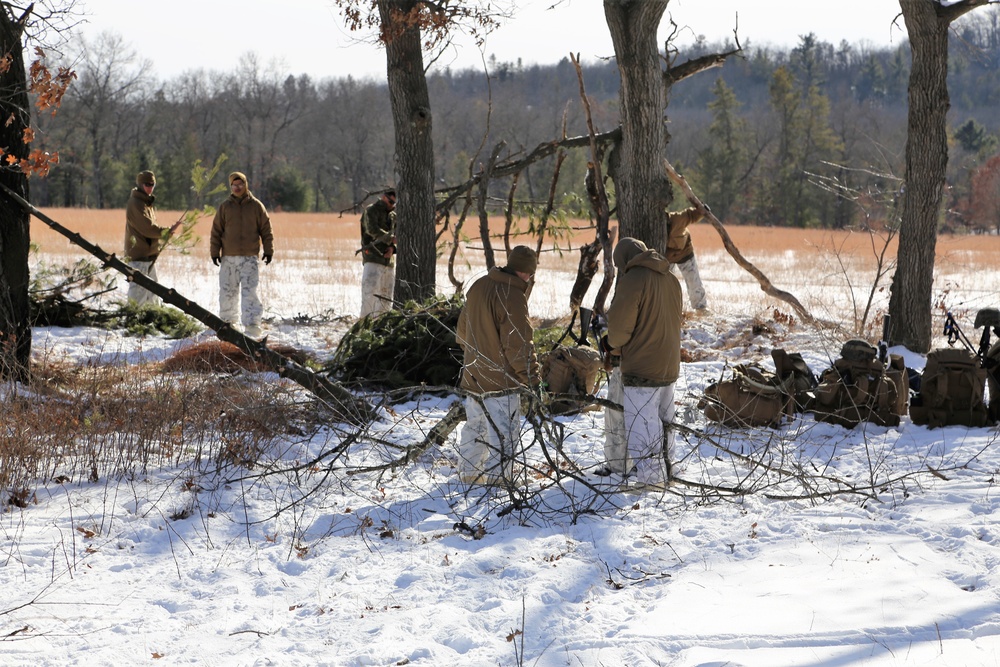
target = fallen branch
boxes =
[663,160,819,325]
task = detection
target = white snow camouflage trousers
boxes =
[622,383,676,486]
[126,259,160,306]
[673,255,708,310]
[459,392,524,483]
[360,262,394,318]
[219,256,263,335]
[603,367,631,475]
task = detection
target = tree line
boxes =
[28,8,1000,234]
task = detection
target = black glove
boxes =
[262,254,272,265]
[212,256,220,267]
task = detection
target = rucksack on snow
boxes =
[541,344,603,414]
[808,339,908,428]
[910,347,990,428]
[698,363,793,428]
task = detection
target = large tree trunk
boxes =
[890,0,988,352]
[379,0,436,304]
[603,0,672,254]
[0,9,31,382]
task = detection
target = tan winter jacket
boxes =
[210,192,274,258]
[607,244,682,385]
[124,188,166,261]
[666,206,702,264]
[456,267,540,393]
[360,198,395,266]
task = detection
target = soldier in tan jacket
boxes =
[123,170,180,305]
[455,246,540,486]
[666,205,708,310]
[606,237,683,492]
[210,172,274,338]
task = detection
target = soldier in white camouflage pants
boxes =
[218,256,263,336]
[210,172,274,339]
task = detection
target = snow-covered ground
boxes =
[4,243,1000,666]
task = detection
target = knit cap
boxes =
[506,245,537,275]
[136,170,156,186]
[229,171,247,185]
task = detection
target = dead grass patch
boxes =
[161,340,312,373]
[1,357,319,498]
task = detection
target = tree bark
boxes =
[890,0,989,352]
[379,0,437,305]
[603,0,672,254]
[0,8,31,382]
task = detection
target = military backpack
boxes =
[808,339,908,428]
[541,345,603,414]
[699,363,793,428]
[910,347,990,428]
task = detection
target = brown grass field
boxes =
[35,207,1000,265]
[31,207,1000,333]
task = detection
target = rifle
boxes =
[877,314,891,364]
[943,308,1000,368]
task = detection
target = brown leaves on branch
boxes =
[0,48,74,178]
[333,0,503,51]
[29,48,76,115]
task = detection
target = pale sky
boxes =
[74,0,908,81]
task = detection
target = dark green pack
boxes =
[808,339,908,428]
[910,347,990,428]
[699,363,792,428]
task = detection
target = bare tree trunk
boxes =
[603,0,673,254]
[379,0,437,304]
[889,0,989,352]
[0,7,31,382]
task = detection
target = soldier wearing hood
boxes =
[455,246,540,486]
[605,237,683,492]
[210,171,274,338]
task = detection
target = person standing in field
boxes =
[359,189,396,318]
[606,237,683,492]
[210,171,274,338]
[455,246,541,486]
[666,204,708,311]
[123,170,181,306]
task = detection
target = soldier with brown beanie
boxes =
[455,245,541,486]
[210,171,274,338]
[123,170,181,305]
[666,204,708,310]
